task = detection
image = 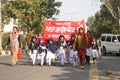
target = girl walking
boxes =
[29,36,38,66]
[92,38,99,64]
[57,35,66,67]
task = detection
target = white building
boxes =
[3,18,18,32]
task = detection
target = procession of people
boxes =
[6,26,102,69]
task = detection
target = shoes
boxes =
[53,63,56,66]
[32,64,35,66]
[85,62,90,66]
[60,65,64,67]
[28,58,31,60]
[11,64,16,67]
[37,63,41,65]
[80,66,84,69]
[93,60,97,64]
[100,56,102,59]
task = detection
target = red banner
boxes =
[43,20,85,42]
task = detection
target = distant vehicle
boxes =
[100,34,120,56]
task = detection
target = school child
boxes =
[86,31,93,65]
[92,38,99,64]
[29,36,38,66]
[57,35,66,67]
[70,34,76,46]
[36,32,43,43]
[26,29,34,60]
[46,38,58,66]
[97,38,102,59]
[69,49,78,67]
[69,34,76,64]
[37,38,46,66]
[65,41,71,63]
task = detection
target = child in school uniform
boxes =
[37,38,46,66]
[46,38,58,66]
[69,34,78,67]
[65,41,71,63]
[57,35,66,67]
[29,36,38,66]
[92,38,99,64]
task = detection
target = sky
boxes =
[3,0,101,32]
[56,0,101,22]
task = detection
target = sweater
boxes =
[38,43,46,53]
[47,43,58,53]
[73,33,88,49]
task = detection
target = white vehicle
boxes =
[100,34,120,55]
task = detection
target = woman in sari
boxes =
[6,26,19,66]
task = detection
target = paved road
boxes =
[98,54,120,80]
[0,53,120,80]
[0,53,90,80]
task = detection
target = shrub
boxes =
[2,32,9,50]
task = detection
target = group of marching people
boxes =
[27,33,68,67]
[26,27,102,69]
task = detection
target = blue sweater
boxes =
[92,42,98,49]
[47,43,58,53]
[38,43,46,53]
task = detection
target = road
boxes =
[0,53,120,80]
[98,54,120,80]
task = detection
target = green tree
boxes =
[2,0,62,33]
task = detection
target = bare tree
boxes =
[101,0,120,33]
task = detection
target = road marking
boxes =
[89,61,99,80]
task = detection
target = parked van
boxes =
[100,34,120,55]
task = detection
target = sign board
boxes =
[43,20,85,42]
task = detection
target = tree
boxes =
[2,0,62,33]
[86,0,120,38]
[101,0,120,33]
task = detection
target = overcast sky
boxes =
[56,0,101,22]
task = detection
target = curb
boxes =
[0,50,11,56]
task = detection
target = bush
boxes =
[2,32,9,50]
[20,34,26,50]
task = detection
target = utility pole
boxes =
[0,0,2,50]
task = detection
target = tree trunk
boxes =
[118,6,120,33]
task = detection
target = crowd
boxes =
[6,26,102,69]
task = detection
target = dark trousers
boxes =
[86,56,90,64]
[93,58,96,61]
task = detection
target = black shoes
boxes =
[60,64,64,67]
